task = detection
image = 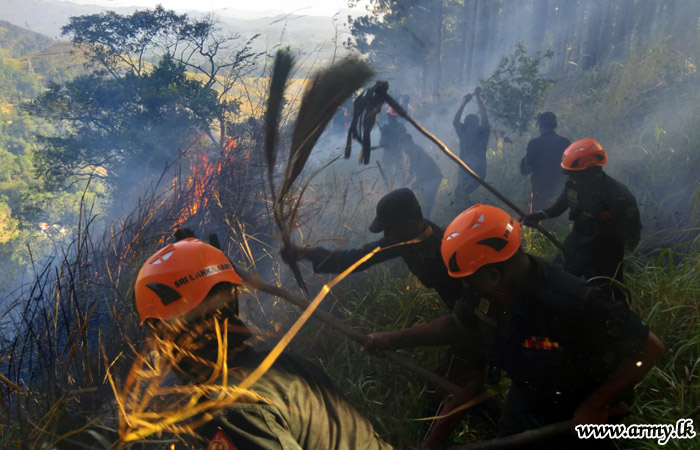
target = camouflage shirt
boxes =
[196,349,393,450]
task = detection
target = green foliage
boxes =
[0,48,106,293]
[479,42,553,137]
[28,53,220,188]
[27,6,261,195]
[63,6,188,76]
[0,57,42,101]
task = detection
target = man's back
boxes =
[456,123,490,163]
[525,131,571,178]
[198,349,393,450]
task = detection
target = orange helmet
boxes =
[441,204,522,277]
[134,238,244,323]
[561,138,608,171]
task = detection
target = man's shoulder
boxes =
[530,256,594,311]
[425,219,444,236]
[602,174,638,204]
[604,174,635,194]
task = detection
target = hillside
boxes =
[0,0,357,67]
[0,20,53,57]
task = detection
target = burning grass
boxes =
[0,133,273,448]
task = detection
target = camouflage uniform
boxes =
[196,349,393,450]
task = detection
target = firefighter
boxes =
[282,188,492,428]
[363,204,664,450]
[283,188,463,309]
[452,87,490,206]
[520,112,571,211]
[134,235,394,450]
[523,138,642,293]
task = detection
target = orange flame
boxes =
[174,139,241,228]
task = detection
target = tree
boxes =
[28,54,219,188]
[347,0,450,96]
[27,7,261,191]
[479,42,553,137]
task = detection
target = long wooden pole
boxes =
[446,420,571,450]
[240,271,464,397]
[381,94,565,253]
[446,403,629,449]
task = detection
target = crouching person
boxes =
[133,235,393,450]
[363,204,664,450]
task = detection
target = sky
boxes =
[68,0,369,16]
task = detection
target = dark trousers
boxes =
[561,233,629,302]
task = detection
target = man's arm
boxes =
[522,187,569,226]
[573,332,664,426]
[453,94,472,130]
[474,88,489,128]
[616,193,643,252]
[362,313,469,352]
[302,240,403,274]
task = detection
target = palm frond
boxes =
[264,48,295,190]
[279,56,374,197]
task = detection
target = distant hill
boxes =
[0,20,54,57]
[0,0,137,38]
[25,40,89,83]
[0,0,361,68]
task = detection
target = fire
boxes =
[172,137,248,229]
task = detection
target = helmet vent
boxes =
[151,251,174,265]
[476,237,509,252]
[570,158,580,168]
[446,232,460,240]
[448,253,460,273]
[471,213,485,228]
[594,154,605,161]
[146,283,182,306]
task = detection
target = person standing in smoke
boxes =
[133,233,394,449]
[520,112,571,212]
[452,87,490,206]
[379,106,409,186]
[524,138,642,297]
[399,131,442,219]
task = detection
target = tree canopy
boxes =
[28,6,261,191]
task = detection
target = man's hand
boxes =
[280,243,311,265]
[522,211,547,227]
[473,86,482,96]
[462,93,473,104]
[361,331,399,355]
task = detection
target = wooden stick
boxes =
[447,420,572,450]
[446,402,629,449]
[382,94,564,253]
[239,271,464,397]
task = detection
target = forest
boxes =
[0,0,699,448]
